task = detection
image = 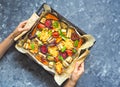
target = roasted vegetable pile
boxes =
[17,13,85,74]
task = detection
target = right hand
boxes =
[70,62,84,83]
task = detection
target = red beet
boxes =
[71,32,79,41]
[59,51,68,59]
[40,45,48,54]
[45,20,52,28]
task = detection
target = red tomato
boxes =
[66,50,73,56]
[52,31,59,38]
[37,23,45,29]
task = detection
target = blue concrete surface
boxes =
[0,0,120,87]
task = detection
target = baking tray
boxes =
[15,3,96,86]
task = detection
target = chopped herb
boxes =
[53,21,59,28]
[61,46,66,52]
[72,49,77,53]
[58,56,64,61]
[61,35,67,40]
[47,55,52,58]
[48,30,52,35]
[30,43,35,50]
[58,29,67,40]
[36,31,41,37]
[74,40,79,47]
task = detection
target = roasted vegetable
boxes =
[47,37,55,44]
[55,62,63,74]
[39,30,51,42]
[60,21,68,29]
[72,49,77,54]
[40,45,48,54]
[17,40,24,47]
[29,28,37,39]
[35,38,43,45]
[55,56,59,62]
[37,23,45,29]
[56,37,62,43]
[17,11,87,75]
[46,13,58,21]
[23,43,31,49]
[66,56,73,64]
[45,19,52,28]
[63,39,74,50]
[48,46,59,57]
[52,31,59,38]
[58,29,67,40]
[71,32,79,41]
[77,38,84,48]
[41,57,48,65]
[58,56,64,61]
[57,42,64,50]
[59,51,68,59]
[67,29,72,38]
[61,46,66,52]
[40,17,46,24]
[74,40,79,47]
[62,60,69,68]
[48,62,54,68]
[66,50,73,56]
[52,20,61,30]
[47,55,54,61]
[36,31,41,38]
[53,21,59,28]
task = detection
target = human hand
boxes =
[11,20,30,39]
[70,62,84,83]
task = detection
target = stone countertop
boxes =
[0,0,120,87]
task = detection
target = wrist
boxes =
[8,33,15,42]
[68,78,77,86]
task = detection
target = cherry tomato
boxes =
[37,23,45,29]
[52,31,59,38]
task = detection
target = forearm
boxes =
[64,79,77,87]
[0,33,14,59]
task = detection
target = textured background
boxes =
[0,0,120,87]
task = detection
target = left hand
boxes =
[11,20,30,39]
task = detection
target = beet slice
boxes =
[40,45,48,54]
[59,51,68,59]
[71,32,79,41]
[45,20,52,28]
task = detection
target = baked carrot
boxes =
[77,38,84,48]
[46,13,58,20]
[56,37,62,43]
[35,55,42,62]
[31,27,37,37]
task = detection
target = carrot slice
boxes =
[77,38,84,48]
[46,13,58,20]
[31,27,37,37]
[56,37,62,43]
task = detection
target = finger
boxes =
[19,27,30,32]
[78,62,84,73]
[74,62,80,72]
[19,20,28,27]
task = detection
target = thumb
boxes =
[74,62,80,72]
